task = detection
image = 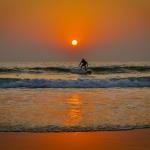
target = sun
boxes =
[72,40,77,46]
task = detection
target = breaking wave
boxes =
[0,77,150,88]
[0,67,70,74]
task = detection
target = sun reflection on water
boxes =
[63,95,83,126]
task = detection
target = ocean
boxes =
[0,62,150,132]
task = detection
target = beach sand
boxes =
[0,129,150,150]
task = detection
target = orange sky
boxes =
[0,0,150,61]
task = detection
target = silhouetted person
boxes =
[78,59,88,70]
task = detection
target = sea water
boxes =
[0,62,150,132]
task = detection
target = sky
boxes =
[0,0,150,62]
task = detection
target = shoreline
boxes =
[0,128,150,150]
[0,127,150,133]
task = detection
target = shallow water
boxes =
[0,88,149,132]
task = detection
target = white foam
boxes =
[0,78,150,88]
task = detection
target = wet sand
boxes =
[0,129,150,150]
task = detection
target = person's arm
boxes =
[78,61,82,67]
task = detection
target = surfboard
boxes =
[71,68,92,75]
[85,70,92,74]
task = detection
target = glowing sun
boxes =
[72,40,77,45]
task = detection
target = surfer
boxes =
[78,59,88,70]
